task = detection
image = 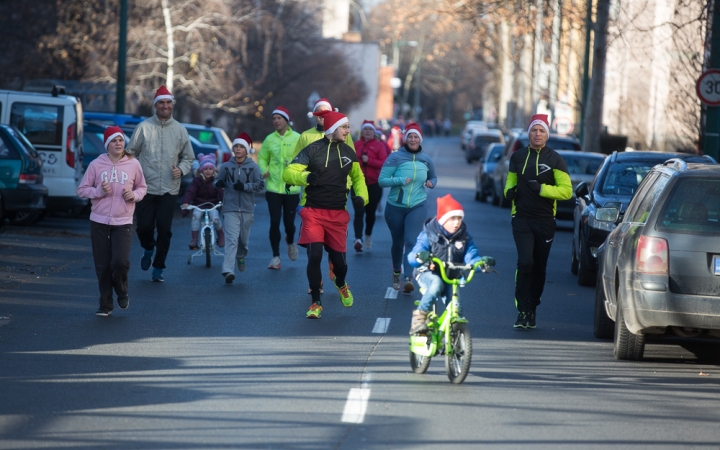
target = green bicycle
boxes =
[409,256,495,384]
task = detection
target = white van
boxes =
[0,88,86,212]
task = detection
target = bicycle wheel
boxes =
[445,323,472,384]
[204,228,212,268]
[409,350,431,374]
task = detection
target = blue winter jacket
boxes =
[378,145,437,208]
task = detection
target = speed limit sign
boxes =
[696,70,720,106]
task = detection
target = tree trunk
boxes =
[582,0,610,153]
[161,0,174,92]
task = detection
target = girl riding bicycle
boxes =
[181,153,225,249]
[407,194,493,333]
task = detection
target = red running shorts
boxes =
[298,207,350,252]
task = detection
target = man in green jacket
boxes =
[258,106,301,270]
[127,85,195,282]
[503,114,572,329]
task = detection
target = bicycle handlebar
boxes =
[182,202,223,212]
[429,256,488,285]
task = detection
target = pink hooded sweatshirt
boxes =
[78,154,147,225]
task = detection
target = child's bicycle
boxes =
[409,256,495,384]
[182,202,223,268]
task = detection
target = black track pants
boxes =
[307,242,347,304]
[266,191,299,257]
[352,183,383,239]
[90,221,133,310]
[512,216,556,312]
[135,193,177,270]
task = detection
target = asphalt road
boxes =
[1,136,720,449]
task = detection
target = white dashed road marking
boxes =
[342,373,372,424]
[385,287,398,299]
[372,318,390,334]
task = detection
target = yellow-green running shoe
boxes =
[306,303,322,319]
[333,278,354,307]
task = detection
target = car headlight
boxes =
[587,212,617,232]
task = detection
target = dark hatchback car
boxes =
[571,151,716,286]
[555,150,606,220]
[474,142,505,202]
[593,160,720,361]
[465,129,504,163]
[0,124,48,225]
[491,133,581,207]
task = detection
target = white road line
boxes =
[384,287,398,299]
[372,318,390,334]
[341,373,373,424]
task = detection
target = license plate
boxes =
[715,256,720,276]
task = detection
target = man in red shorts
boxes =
[283,111,368,319]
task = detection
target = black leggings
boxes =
[307,242,347,304]
[135,193,177,270]
[512,216,556,312]
[352,183,383,239]
[266,191,299,256]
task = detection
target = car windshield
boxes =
[657,178,720,235]
[563,154,604,176]
[518,137,581,151]
[474,135,501,146]
[599,162,656,196]
[487,144,503,161]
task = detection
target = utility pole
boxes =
[579,0,593,144]
[115,0,128,113]
[704,0,720,159]
[532,0,544,112]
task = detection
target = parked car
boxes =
[465,129,504,163]
[0,88,85,213]
[491,133,582,207]
[182,123,233,164]
[555,150,606,220]
[82,121,137,170]
[474,143,505,202]
[83,112,146,126]
[571,151,716,286]
[0,124,48,225]
[460,120,487,150]
[593,159,720,360]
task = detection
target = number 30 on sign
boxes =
[696,70,720,106]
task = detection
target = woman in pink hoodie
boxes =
[78,126,147,316]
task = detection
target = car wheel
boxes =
[593,272,614,339]
[577,241,596,286]
[613,289,645,360]
[475,189,482,201]
[570,240,579,275]
[12,211,42,226]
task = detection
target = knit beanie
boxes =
[197,153,216,171]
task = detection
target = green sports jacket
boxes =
[257,128,301,194]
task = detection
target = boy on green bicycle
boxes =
[408,194,493,333]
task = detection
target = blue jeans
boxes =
[384,201,427,276]
[416,271,454,313]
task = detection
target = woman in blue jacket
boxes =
[378,123,437,293]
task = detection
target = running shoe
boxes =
[354,239,363,253]
[527,311,536,329]
[288,243,298,261]
[140,249,153,271]
[364,235,372,249]
[95,308,112,317]
[151,268,164,282]
[236,258,246,272]
[268,256,281,270]
[333,278,353,307]
[514,312,529,329]
[223,272,235,283]
[117,297,129,309]
[306,303,322,319]
[403,277,414,294]
[392,272,401,290]
[308,282,324,295]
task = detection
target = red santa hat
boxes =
[404,122,423,143]
[313,111,348,135]
[527,114,550,134]
[153,85,174,105]
[437,194,464,226]
[361,120,376,131]
[103,126,126,150]
[232,132,254,154]
[306,97,338,118]
[272,106,292,126]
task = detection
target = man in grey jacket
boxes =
[126,85,195,282]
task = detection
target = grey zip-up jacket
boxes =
[216,157,264,213]
[126,114,194,196]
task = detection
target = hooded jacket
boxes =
[126,114,195,196]
[503,145,572,218]
[258,128,301,194]
[283,137,368,210]
[407,218,481,278]
[216,157,264,213]
[181,174,224,209]
[378,145,437,208]
[354,137,391,185]
[77,154,147,225]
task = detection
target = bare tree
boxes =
[582,0,610,154]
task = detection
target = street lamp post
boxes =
[116,0,128,114]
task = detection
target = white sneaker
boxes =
[364,235,372,249]
[268,256,281,270]
[354,239,363,253]
[288,243,298,261]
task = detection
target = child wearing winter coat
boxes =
[214,132,264,283]
[77,126,147,316]
[181,153,225,249]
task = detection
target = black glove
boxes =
[527,180,541,194]
[480,256,496,267]
[416,251,430,263]
[505,187,516,201]
[306,172,320,186]
[352,195,364,209]
[214,179,226,188]
[233,181,245,191]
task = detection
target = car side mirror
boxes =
[575,181,589,198]
[595,207,620,223]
